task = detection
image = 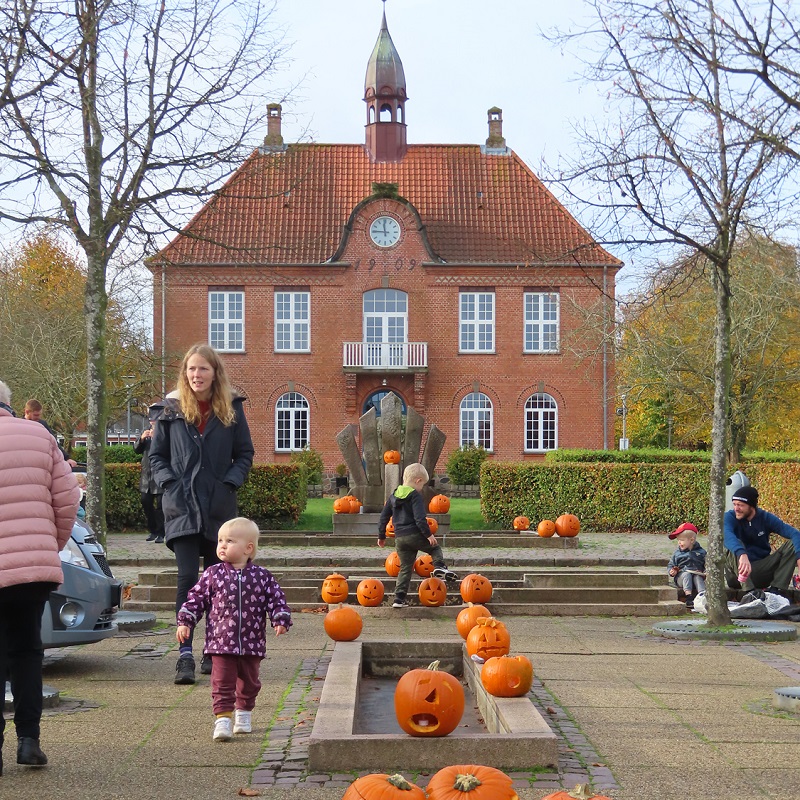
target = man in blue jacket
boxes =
[723,485,800,594]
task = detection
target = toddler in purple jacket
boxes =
[176,517,291,742]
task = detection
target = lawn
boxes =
[296,497,491,532]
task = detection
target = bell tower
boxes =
[364,4,407,163]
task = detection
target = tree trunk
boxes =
[85,251,108,546]
[706,261,733,626]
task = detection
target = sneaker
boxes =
[432,567,459,583]
[685,598,694,609]
[174,655,196,685]
[213,716,233,742]
[392,600,407,608]
[154,535,165,544]
[741,589,766,604]
[200,654,213,675]
[233,710,252,734]
[145,533,157,542]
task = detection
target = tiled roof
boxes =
[155,144,621,267]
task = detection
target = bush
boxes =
[71,444,140,464]
[446,444,490,485]
[545,448,800,464]
[289,446,324,485]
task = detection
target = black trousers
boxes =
[0,583,52,742]
[172,534,219,650]
[140,492,165,537]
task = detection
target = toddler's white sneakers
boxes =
[234,709,252,734]
[213,716,233,742]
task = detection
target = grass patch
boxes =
[293,497,491,532]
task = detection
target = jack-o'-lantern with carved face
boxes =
[418,576,447,607]
[459,573,493,604]
[357,578,385,607]
[414,553,434,577]
[321,573,349,604]
[385,551,401,577]
[394,660,465,737]
[466,616,511,661]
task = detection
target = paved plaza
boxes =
[2,532,800,800]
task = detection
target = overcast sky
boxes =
[269,0,603,170]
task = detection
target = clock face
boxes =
[369,216,401,248]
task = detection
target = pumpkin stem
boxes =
[453,773,482,792]
[386,774,414,790]
[567,785,596,799]
[426,660,441,671]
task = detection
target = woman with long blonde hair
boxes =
[150,344,254,685]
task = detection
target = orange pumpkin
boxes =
[456,604,491,639]
[541,786,613,800]
[321,573,349,604]
[323,605,363,641]
[385,551,401,577]
[333,496,351,514]
[537,519,556,537]
[347,495,362,514]
[459,573,493,604]
[426,764,518,800]
[466,616,511,661]
[394,660,465,737]
[426,517,439,535]
[356,578,385,607]
[383,450,401,464]
[428,494,451,514]
[512,515,530,531]
[414,553,434,577]
[555,513,581,537]
[385,517,395,536]
[342,773,426,800]
[481,655,533,697]
[418,576,447,607]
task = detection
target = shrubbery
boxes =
[71,444,140,464]
[446,444,489,485]
[289,446,324,485]
[545,448,800,464]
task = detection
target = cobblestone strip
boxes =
[737,644,800,681]
[250,655,619,793]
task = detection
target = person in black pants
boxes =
[149,345,254,686]
[134,419,165,543]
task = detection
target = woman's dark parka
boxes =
[148,396,254,549]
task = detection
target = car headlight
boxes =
[59,539,90,569]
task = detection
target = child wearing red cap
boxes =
[667,522,706,609]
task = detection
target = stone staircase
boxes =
[123,530,687,617]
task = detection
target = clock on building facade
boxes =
[369,215,401,248]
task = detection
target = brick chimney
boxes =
[486,107,505,149]
[264,103,285,150]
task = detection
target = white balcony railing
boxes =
[342,341,428,369]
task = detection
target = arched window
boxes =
[363,390,406,417]
[525,393,557,451]
[379,103,393,122]
[275,392,309,452]
[460,392,493,450]
[368,105,375,124]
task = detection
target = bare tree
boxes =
[0,0,288,540]
[549,0,799,625]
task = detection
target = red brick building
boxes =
[150,10,621,472]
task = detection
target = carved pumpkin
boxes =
[321,573,349,604]
[537,519,556,537]
[394,660,465,737]
[480,655,533,697]
[346,495,362,514]
[323,605,363,641]
[385,551,401,577]
[456,604,491,640]
[426,764,518,800]
[466,616,511,661]
[429,494,451,514]
[459,573,493,604]
[356,578,385,607]
[555,513,581,537]
[383,450,401,464]
[512,516,530,531]
[418,576,447,607]
[414,553,434,577]
[426,517,439,535]
[385,517,395,536]
[333,496,351,514]
[342,773,426,800]
[541,786,613,800]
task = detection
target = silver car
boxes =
[42,518,123,649]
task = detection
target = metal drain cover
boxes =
[652,618,797,641]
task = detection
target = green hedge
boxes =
[71,444,140,464]
[104,463,306,531]
[481,461,800,532]
[545,448,800,464]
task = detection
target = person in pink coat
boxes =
[0,380,80,776]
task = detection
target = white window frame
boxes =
[275,392,309,452]
[275,291,310,353]
[524,292,560,353]
[524,393,558,452]
[460,392,493,451]
[459,291,495,353]
[208,290,244,352]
